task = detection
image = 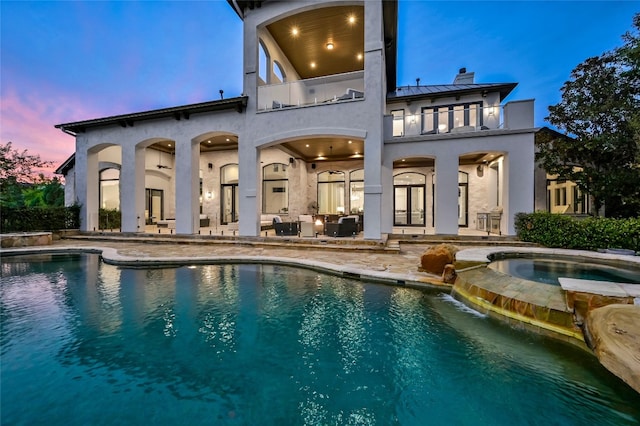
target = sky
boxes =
[1,0,638,176]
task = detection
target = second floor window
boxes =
[391,109,404,137]
[422,103,482,134]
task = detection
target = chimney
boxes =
[453,67,474,85]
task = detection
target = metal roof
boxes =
[55,97,248,134]
[387,82,517,103]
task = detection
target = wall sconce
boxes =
[206,191,213,199]
[410,114,416,124]
[208,163,213,170]
[488,107,495,117]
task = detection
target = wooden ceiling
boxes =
[266,5,364,79]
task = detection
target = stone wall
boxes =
[0,232,52,248]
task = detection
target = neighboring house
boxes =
[55,0,537,238]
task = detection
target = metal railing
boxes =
[257,71,365,111]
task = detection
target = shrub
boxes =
[1,205,80,233]
[515,212,640,252]
[99,208,121,230]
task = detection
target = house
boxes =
[55,0,537,238]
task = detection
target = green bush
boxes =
[99,208,121,230]
[1,205,80,233]
[515,212,640,252]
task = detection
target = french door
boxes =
[221,184,239,224]
[394,185,425,226]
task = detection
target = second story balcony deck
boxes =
[385,99,534,139]
[257,71,364,112]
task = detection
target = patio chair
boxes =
[325,217,358,237]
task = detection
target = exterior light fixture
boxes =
[310,62,316,68]
[291,27,299,36]
[348,15,356,24]
[348,140,352,144]
[326,42,334,50]
[306,144,310,147]
[206,191,213,199]
[357,53,363,60]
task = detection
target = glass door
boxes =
[221,184,238,225]
[145,189,163,224]
[394,185,425,226]
[410,186,425,226]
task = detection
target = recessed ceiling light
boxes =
[348,140,352,144]
[306,144,310,147]
[402,159,405,162]
[348,15,356,24]
[226,138,230,142]
[167,143,172,147]
[357,53,363,60]
[291,27,299,36]
[326,41,334,50]
[310,62,316,68]
[207,140,211,143]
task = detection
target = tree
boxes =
[536,14,640,218]
[0,142,57,208]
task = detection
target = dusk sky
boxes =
[1,1,637,176]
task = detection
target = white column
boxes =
[120,143,146,233]
[434,153,459,234]
[76,142,99,231]
[380,162,394,234]
[175,139,199,235]
[505,145,535,235]
[238,141,259,237]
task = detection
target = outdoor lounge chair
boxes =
[325,217,358,237]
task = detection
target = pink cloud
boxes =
[0,86,103,178]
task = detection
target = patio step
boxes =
[388,234,538,247]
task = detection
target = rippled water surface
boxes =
[2,253,639,425]
[489,257,640,285]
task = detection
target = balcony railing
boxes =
[257,71,365,111]
[390,106,504,138]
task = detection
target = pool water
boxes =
[489,257,639,285]
[2,254,639,425]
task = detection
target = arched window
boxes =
[262,163,289,214]
[349,169,364,214]
[258,39,269,85]
[273,60,286,83]
[317,171,345,214]
[99,168,120,210]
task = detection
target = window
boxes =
[317,171,345,214]
[263,163,289,214]
[349,169,364,214]
[221,164,239,224]
[258,39,269,84]
[273,60,286,83]
[422,102,483,134]
[391,109,404,137]
[99,168,120,210]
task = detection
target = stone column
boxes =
[120,143,146,233]
[175,139,200,235]
[434,153,459,235]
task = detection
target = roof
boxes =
[55,96,248,134]
[387,82,518,103]
[55,154,75,176]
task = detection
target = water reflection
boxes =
[1,254,639,425]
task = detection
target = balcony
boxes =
[387,99,534,139]
[257,71,365,112]
[390,106,503,138]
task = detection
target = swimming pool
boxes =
[488,256,640,285]
[2,253,639,425]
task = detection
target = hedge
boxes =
[1,205,80,233]
[515,212,640,252]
